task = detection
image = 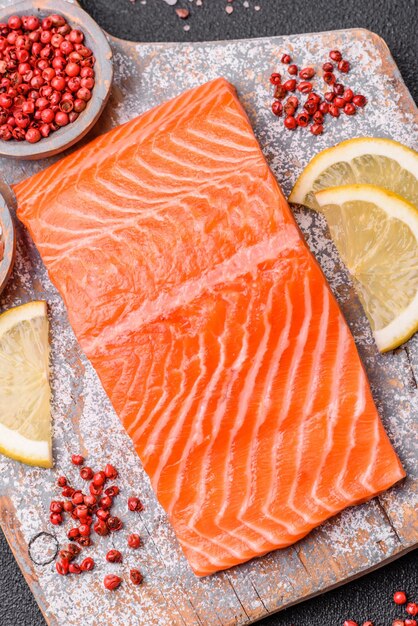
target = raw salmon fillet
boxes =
[15,78,405,576]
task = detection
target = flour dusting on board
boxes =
[0,21,417,626]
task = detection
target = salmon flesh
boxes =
[15,78,405,576]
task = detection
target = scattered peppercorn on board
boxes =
[0,0,417,624]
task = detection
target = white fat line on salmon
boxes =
[287,285,330,523]
[83,227,303,354]
[128,331,177,441]
[262,274,314,533]
[237,283,294,542]
[214,280,278,550]
[310,317,352,514]
[333,365,367,502]
[185,286,259,558]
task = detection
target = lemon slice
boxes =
[0,301,52,467]
[289,137,418,211]
[315,184,418,352]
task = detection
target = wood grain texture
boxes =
[0,1,417,624]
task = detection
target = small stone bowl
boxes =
[0,0,113,160]
[0,187,15,296]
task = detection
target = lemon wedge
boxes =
[289,137,418,211]
[0,301,52,467]
[315,184,418,352]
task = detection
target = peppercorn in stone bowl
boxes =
[0,0,113,160]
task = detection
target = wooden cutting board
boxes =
[0,2,417,625]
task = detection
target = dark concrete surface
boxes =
[80,0,417,103]
[0,1,417,624]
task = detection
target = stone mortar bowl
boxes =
[0,0,113,159]
[0,186,15,296]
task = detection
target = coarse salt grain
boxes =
[183,24,190,31]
